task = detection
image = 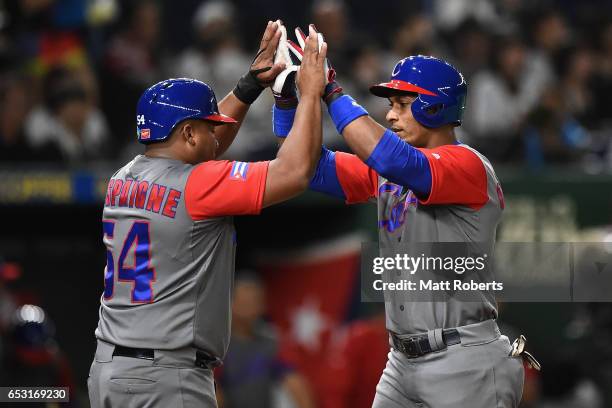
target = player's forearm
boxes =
[263,95,322,207]
[329,96,431,197]
[215,92,250,156]
[341,115,387,160]
[278,94,322,184]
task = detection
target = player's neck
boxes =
[424,128,456,149]
[145,150,179,160]
[145,143,185,162]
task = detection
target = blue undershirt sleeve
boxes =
[308,147,346,200]
[364,129,432,198]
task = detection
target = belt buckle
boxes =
[402,337,422,358]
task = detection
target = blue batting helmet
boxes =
[136,78,237,144]
[370,55,467,128]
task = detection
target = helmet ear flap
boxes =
[411,100,445,128]
[424,104,443,117]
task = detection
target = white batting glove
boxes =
[272,21,299,98]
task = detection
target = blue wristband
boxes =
[327,94,368,134]
[272,105,296,138]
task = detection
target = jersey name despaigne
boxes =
[104,178,182,219]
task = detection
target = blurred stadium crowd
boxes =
[0,0,611,169]
[1,0,612,407]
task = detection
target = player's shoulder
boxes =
[453,143,498,179]
[428,143,495,169]
[113,155,194,182]
[111,156,140,178]
[191,159,232,171]
[189,159,259,182]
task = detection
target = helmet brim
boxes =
[203,113,238,124]
[369,80,437,98]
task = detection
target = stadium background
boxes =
[0,0,611,406]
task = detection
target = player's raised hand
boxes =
[250,20,286,86]
[272,22,299,99]
[288,25,342,103]
[292,26,336,84]
[296,25,327,98]
[233,20,286,104]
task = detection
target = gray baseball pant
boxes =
[372,320,525,408]
[88,339,217,408]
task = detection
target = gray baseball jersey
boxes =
[95,155,268,358]
[334,143,504,334]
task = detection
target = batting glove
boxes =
[288,25,343,105]
[233,20,284,104]
[272,23,299,106]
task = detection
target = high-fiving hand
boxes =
[296,25,328,98]
[285,25,343,103]
[288,26,335,85]
[272,23,299,99]
[233,20,286,104]
[250,20,286,86]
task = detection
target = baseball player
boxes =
[272,28,538,407]
[88,23,328,408]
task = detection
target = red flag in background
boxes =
[258,235,363,407]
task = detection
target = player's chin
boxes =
[401,131,427,147]
[394,130,412,143]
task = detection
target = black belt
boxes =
[112,346,222,369]
[391,329,461,358]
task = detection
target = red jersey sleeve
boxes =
[418,145,488,210]
[335,152,379,204]
[185,160,269,220]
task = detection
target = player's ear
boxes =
[181,122,196,146]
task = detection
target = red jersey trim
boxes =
[185,160,269,220]
[418,145,488,210]
[335,152,379,204]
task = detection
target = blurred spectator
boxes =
[590,22,612,131]
[450,19,492,78]
[24,66,110,165]
[173,0,247,93]
[523,87,590,169]
[217,274,314,408]
[169,0,277,161]
[342,45,388,124]
[522,11,568,100]
[0,75,46,163]
[0,259,20,334]
[560,46,597,121]
[431,0,516,34]
[0,259,21,393]
[389,14,442,59]
[1,0,54,40]
[533,355,603,408]
[465,36,551,161]
[0,0,606,170]
[531,11,571,75]
[0,304,78,407]
[565,303,612,407]
[327,307,388,408]
[100,0,161,150]
[311,0,355,74]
